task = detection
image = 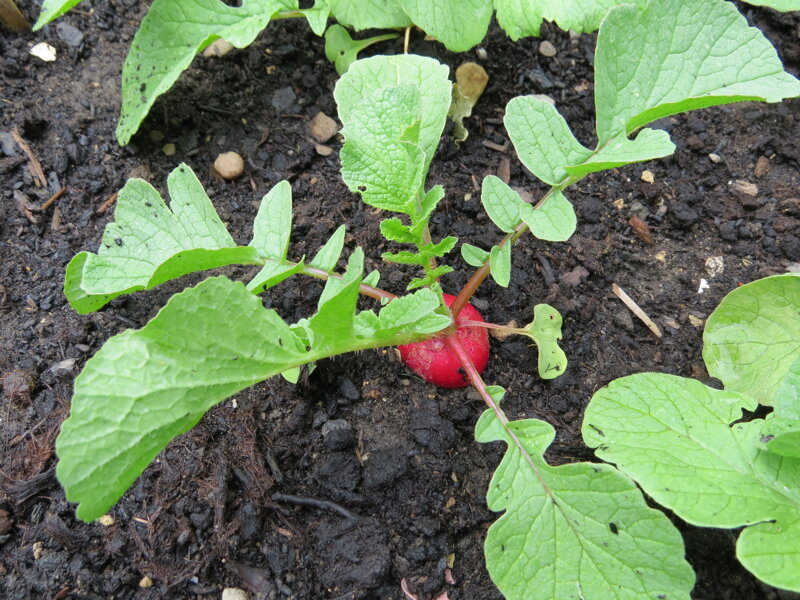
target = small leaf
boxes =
[526,304,567,379]
[477,409,694,600]
[481,176,527,233]
[583,373,800,592]
[408,265,454,290]
[427,236,458,258]
[382,250,425,266]
[250,180,292,260]
[461,243,489,267]
[33,0,86,30]
[448,62,489,142]
[301,0,330,36]
[310,224,346,271]
[595,0,800,145]
[380,218,417,244]
[247,260,305,292]
[703,273,800,406]
[309,249,364,353]
[520,190,576,242]
[398,0,492,52]
[489,244,511,288]
[373,288,450,335]
[323,24,399,75]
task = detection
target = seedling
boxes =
[55,0,800,598]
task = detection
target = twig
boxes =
[271,492,357,519]
[11,128,47,188]
[611,283,662,338]
[96,192,118,215]
[37,186,66,212]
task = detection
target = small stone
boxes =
[162,143,176,156]
[641,170,655,183]
[203,38,234,58]
[56,22,84,48]
[0,132,16,157]
[731,180,758,197]
[309,112,338,143]
[312,142,333,157]
[97,514,115,526]
[139,576,154,588]
[655,251,667,262]
[222,588,249,600]
[704,256,725,278]
[688,315,704,328]
[561,266,590,286]
[708,153,722,163]
[475,47,488,60]
[538,40,557,57]
[214,151,244,179]
[271,86,297,110]
[321,419,356,451]
[754,156,770,178]
[30,42,57,62]
[32,541,44,560]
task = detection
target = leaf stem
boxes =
[299,265,397,302]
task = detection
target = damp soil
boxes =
[2,2,800,599]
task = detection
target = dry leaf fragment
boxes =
[628,216,653,244]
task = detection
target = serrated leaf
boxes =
[481,175,526,233]
[461,243,489,267]
[489,244,511,288]
[57,277,308,522]
[494,0,644,41]
[398,0,492,52]
[380,218,417,244]
[310,224,346,272]
[520,190,576,242]
[703,273,800,406]
[335,55,451,166]
[382,250,425,266]
[427,236,458,257]
[583,373,800,592]
[595,0,800,146]
[250,180,292,260]
[477,409,694,600]
[33,0,86,29]
[328,0,411,29]
[408,265,454,290]
[526,304,567,379]
[339,85,428,212]
[373,288,450,335]
[116,0,294,145]
[65,164,262,314]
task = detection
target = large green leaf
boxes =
[328,0,411,29]
[33,0,86,29]
[494,0,644,41]
[335,55,451,165]
[595,0,800,145]
[398,0,493,52]
[583,373,800,591]
[65,164,263,314]
[116,0,295,144]
[703,273,800,406]
[761,358,800,457]
[477,405,694,600]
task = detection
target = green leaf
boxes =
[323,24,400,75]
[379,218,417,244]
[250,180,292,260]
[57,277,308,522]
[33,0,86,29]
[461,243,489,267]
[398,0,493,52]
[762,358,800,457]
[310,225,346,271]
[583,373,800,592]
[247,260,305,292]
[339,85,428,213]
[565,129,675,178]
[371,287,450,335]
[525,304,567,379]
[481,175,526,233]
[65,164,262,314]
[489,244,511,288]
[477,408,694,600]
[335,54,451,166]
[595,0,800,146]
[301,0,330,36]
[309,248,364,353]
[328,0,411,29]
[408,265,454,290]
[745,0,800,10]
[382,250,424,266]
[427,236,458,257]
[116,0,294,145]
[494,0,644,41]
[703,273,800,406]
[520,190,576,242]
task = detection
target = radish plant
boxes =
[57,0,800,597]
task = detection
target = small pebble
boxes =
[312,142,333,157]
[30,42,57,62]
[32,541,44,560]
[214,151,244,179]
[221,588,249,600]
[708,153,721,163]
[203,38,234,58]
[162,143,176,156]
[641,170,655,183]
[309,112,338,143]
[476,47,488,60]
[139,576,153,588]
[688,315,704,328]
[538,40,557,57]
[754,156,770,178]
[731,180,758,197]
[97,514,115,526]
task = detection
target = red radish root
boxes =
[398,294,490,388]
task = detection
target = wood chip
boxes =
[96,192,118,215]
[11,128,47,187]
[497,157,511,183]
[481,139,508,153]
[38,186,66,212]
[754,156,770,178]
[611,283,662,338]
[731,180,758,196]
[628,215,653,244]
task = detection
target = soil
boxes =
[2,2,799,600]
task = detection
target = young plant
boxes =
[583,273,800,591]
[55,0,800,598]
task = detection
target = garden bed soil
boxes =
[2,2,800,599]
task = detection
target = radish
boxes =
[398,294,490,388]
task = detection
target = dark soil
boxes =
[2,2,799,599]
